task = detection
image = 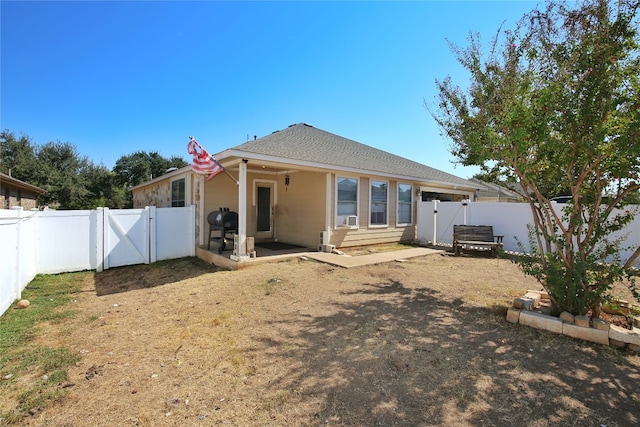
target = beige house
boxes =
[0,172,46,210]
[131,123,480,260]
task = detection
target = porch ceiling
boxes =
[221,156,322,175]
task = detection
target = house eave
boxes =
[129,165,192,192]
[217,150,478,193]
[0,172,46,194]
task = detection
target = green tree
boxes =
[34,141,92,209]
[430,0,640,315]
[113,151,187,189]
[112,151,187,207]
[0,130,38,179]
[2,131,187,209]
[83,164,128,209]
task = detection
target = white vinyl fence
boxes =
[417,200,640,263]
[1,206,195,317]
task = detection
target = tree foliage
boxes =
[0,130,38,178]
[112,151,187,207]
[34,141,93,209]
[430,0,640,315]
[1,130,186,210]
[112,151,187,190]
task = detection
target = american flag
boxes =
[187,137,224,181]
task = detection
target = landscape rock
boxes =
[559,312,575,323]
[574,315,591,328]
[608,324,640,346]
[513,297,536,310]
[506,307,521,323]
[519,310,563,334]
[16,299,30,309]
[563,323,609,345]
[609,339,627,349]
[592,318,610,331]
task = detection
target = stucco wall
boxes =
[204,173,238,214]
[202,170,327,249]
[273,170,326,248]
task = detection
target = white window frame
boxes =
[336,176,359,228]
[397,182,413,226]
[369,179,388,227]
[170,177,186,207]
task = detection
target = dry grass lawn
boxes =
[3,251,640,426]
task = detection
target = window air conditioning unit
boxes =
[343,215,358,227]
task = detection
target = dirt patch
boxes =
[13,254,640,426]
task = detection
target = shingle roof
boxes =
[469,178,523,200]
[228,123,477,188]
[0,172,46,194]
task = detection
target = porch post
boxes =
[232,160,249,260]
[198,175,205,247]
[325,173,332,240]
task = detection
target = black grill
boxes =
[207,208,239,253]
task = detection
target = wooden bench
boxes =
[453,225,504,256]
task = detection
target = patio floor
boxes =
[196,243,443,270]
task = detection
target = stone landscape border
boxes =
[506,290,640,351]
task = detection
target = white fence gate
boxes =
[103,208,151,270]
[1,206,196,317]
[417,200,640,262]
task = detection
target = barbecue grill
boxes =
[207,208,239,254]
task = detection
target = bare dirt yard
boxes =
[7,250,640,426]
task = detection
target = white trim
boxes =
[419,185,475,198]
[251,179,278,207]
[130,165,192,191]
[185,173,192,206]
[169,176,187,207]
[234,162,248,258]
[253,179,277,240]
[325,173,332,237]
[335,175,359,230]
[396,182,413,226]
[198,175,205,247]
[369,179,388,228]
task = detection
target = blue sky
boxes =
[1,0,540,179]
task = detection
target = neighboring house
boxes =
[0,172,46,210]
[469,178,524,203]
[131,123,482,259]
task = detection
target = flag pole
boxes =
[189,136,239,185]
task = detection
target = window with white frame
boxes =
[337,177,358,226]
[370,180,388,226]
[397,183,413,225]
[171,178,186,207]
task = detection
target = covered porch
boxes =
[195,157,333,263]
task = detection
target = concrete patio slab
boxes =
[305,247,443,268]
